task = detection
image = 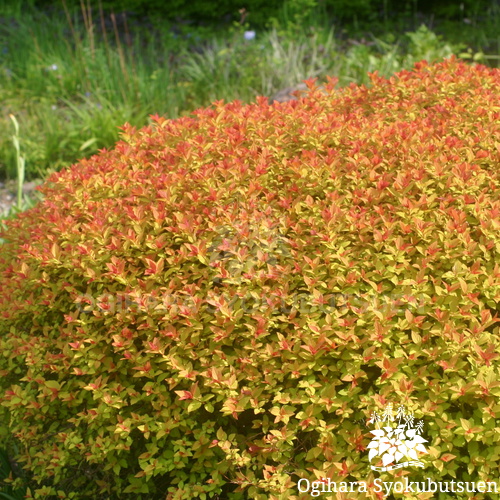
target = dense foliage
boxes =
[26,0,497,25]
[0,58,499,499]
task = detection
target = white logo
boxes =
[367,403,428,471]
[296,401,500,497]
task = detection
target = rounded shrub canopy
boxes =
[0,58,499,498]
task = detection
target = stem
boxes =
[9,114,25,211]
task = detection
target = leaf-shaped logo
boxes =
[366,403,428,470]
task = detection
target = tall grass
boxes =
[8,115,24,211]
[0,2,183,179]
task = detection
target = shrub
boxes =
[0,57,499,499]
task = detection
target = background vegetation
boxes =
[0,0,498,198]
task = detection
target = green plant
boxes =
[403,24,462,65]
[268,0,321,37]
[0,114,43,234]
[0,2,184,180]
[8,115,25,212]
[0,444,26,500]
[0,58,499,499]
